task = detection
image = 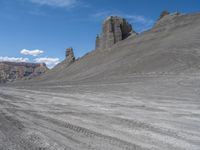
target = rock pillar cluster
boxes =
[95,16,136,50]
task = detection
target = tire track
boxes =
[18,110,148,150]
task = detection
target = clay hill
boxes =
[0,62,48,83]
[23,11,200,86]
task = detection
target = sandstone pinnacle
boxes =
[66,48,75,63]
[96,16,137,51]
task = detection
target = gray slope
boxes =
[1,12,200,150]
[28,13,200,85]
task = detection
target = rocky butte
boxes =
[0,62,48,83]
[95,16,137,51]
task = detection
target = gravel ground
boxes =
[1,74,200,150]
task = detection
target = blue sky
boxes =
[0,0,200,68]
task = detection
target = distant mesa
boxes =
[95,16,137,51]
[0,61,48,83]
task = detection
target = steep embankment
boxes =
[22,12,200,85]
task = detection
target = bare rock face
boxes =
[27,63,48,79]
[65,48,75,63]
[0,62,48,83]
[158,11,170,20]
[96,16,136,51]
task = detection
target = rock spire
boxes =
[95,16,136,50]
[65,47,75,63]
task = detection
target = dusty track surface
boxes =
[1,75,200,150]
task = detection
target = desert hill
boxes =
[1,11,200,150]
[26,12,200,85]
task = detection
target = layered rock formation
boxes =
[65,48,75,63]
[0,62,48,83]
[95,16,136,50]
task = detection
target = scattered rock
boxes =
[154,11,182,28]
[96,16,137,50]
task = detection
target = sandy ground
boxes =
[0,74,200,150]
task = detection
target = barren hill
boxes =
[1,12,200,150]
[26,12,200,85]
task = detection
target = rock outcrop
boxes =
[95,16,137,51]
[158,11,170,20]
[0,62,48,83]
[65,48,75,63]
[155,11,182,27]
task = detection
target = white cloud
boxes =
[29,0,77,8]
[20,49,44,56]
[34,57,60,68]
[0,57,29,62]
